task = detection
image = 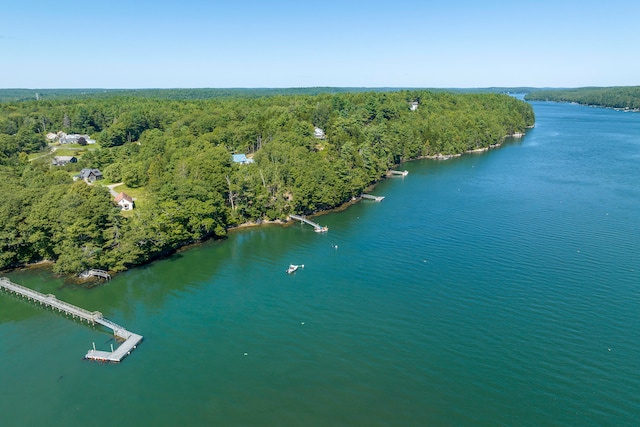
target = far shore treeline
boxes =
[526,86,640,110]
[0,90,534,274]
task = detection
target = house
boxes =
[232,154,254,165]
[114,192,134,210]
[58,133,96,144]
[409,101,419,111]
[52,156,77,166]
[79,168,103,183]
[314,127,326,139]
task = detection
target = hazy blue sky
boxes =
[2,0,638,88]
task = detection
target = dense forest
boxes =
[0,90,534,274]
[0,87,406,103]
[526,86,640,109]
[0,87,538,103]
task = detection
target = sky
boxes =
[1,0,639,89]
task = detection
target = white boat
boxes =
[314,226,328,233]
[286,264,304,274]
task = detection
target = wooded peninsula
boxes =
[0,89,534,274]
[525,86,640,110]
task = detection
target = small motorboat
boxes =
[286,264,304,274]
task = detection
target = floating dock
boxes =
[289,214,328,232]
[0,277,142,363]
[390,170,409,176]
[361,194,385,202]
[84,326,143,363]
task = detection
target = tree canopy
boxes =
[0,90,534,274]
[526,86,640,110]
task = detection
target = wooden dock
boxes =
[85,329,143,363]
[80,269,111,280]
[362,194,385,202]
[0,277,142,363]
[289,214,328,232]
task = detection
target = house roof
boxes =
[232,154,254,164]
[80,168,102,178]
[114,192,133,203]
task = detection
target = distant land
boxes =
[8,86,640,105]
[525,86,640,110]
[0,87,545,103]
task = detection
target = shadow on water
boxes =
[0,292,43,323]
[0,239,230,326]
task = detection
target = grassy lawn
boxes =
[54,148,84,156]
[53,143,99,157]
[28,151,49,161]
[28,143,100,161]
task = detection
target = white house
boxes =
[409,101,419,111]
[114,192,134,210]
[314,127,326,139]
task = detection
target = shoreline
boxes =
[2,130,529,281]
[410,131,525,161]
[0,259,54,274]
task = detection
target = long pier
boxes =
[0,277,142,363]
[290,214,328,232]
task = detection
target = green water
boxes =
[1,101,639,426]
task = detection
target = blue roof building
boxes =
[232,154,254,164]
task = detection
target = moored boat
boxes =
[286,264,304,274]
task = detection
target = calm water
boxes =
[1,101,639,426]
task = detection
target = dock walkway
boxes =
[0,278,102,323]
[0,277,142,363]
[80,269,111,280]
[362,194,385,202]
[289,214,328,232]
